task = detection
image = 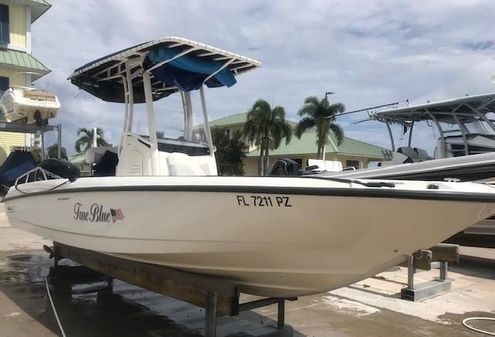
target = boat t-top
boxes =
[370,94,495,163]
[323,94,495,181]
[4,37,495,297]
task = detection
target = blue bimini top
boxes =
[148,47,236,91]
[69,37,261,103]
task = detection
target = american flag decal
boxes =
[110,208,124,223]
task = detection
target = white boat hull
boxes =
[4,176,495,297]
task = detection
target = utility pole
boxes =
[325,91,334,100]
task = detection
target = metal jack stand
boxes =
[401,244,459,301]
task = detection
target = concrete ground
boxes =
[0,206,494,337]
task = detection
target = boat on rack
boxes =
[323,152,495,182]
[369,93,495,163]
[4,37,495,297]
[0,86,60,125]
[318,95,495,245]
[314,93,495,182]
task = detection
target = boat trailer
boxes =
[47,242,295,337]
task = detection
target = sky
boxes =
[31,0,495,156]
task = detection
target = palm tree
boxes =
[75,128,110,153]
[47,143,68,160]
[211,129,248,176]
[294,96,345,160]
[243,99,292,176]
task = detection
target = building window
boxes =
[0,4,9,44]
[0,76,8,95]
[345,160,360,169]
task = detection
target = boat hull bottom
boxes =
[9,217,410,297]
[92,251,408,297]
[101,252,407,298]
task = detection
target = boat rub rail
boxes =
[3,184,495,203]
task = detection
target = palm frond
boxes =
[294,117,315,138]
[74,137,89,153]
[280,121,293,145]
[304,96,320,106]
[329,123,344,145]
[271,106,285,120]
[77,128,91,136]
[330,102,345,113]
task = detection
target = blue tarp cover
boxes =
[0,151,37,187]
[148,47,236,91]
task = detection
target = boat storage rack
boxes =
[49,242,295,337]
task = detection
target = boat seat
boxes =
[395,147,432,163]
[397,147,417,160]
[415,148,432,161]
[167,152,217,176]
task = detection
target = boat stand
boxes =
[400,244,459,301]
[49,242,294,337]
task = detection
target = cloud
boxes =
[31,0,495,156]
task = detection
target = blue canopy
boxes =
[148,47,236,91]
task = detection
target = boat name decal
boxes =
[236,195,292,208]
[73,203,125,223]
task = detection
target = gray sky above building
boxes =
[32,0,495,155]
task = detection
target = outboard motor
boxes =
[41,159,80,182]
[93,150,119,176]
[268,158,300,176]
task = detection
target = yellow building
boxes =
[209,112,387,175]
[0,0,51,163]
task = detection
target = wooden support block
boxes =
[429,243,460,263]
[398,250,432,270]
[53,242,239,316]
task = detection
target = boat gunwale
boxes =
[4,183,495,203]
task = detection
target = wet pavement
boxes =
[0,252,289,337]
[0,249,493,337]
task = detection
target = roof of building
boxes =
[330,133,386,158]
[209,112,297,128]
[246,130,386,159]
[69,152,87,165]
[208,112,387,159]
[0,49,50,80]
[209,112,247,128]
[18,0,52,23]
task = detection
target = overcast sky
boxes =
[32,0,495,156]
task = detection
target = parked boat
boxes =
[4,37,495,297]
[322,152,495,182]
[319,96,495,245]
[0,86,60,125]
[367,93,495,162]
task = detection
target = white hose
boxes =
[45,276,67,337]
[462,317,495,336]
